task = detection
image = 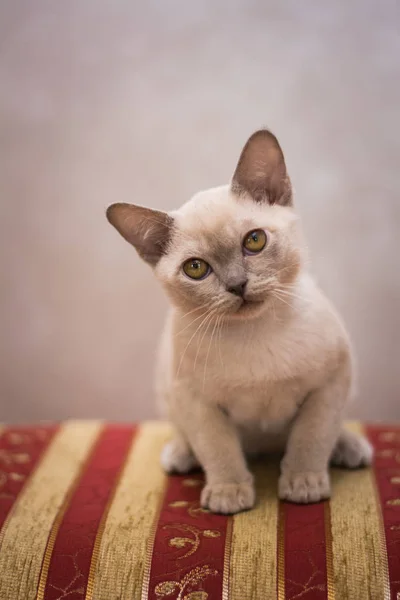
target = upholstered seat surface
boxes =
[0,421,399,600]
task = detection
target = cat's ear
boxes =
[232,129,292,206]
[106,203,173,266]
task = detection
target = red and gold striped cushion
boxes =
[0,421,399,599]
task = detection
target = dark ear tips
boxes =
[106,203,123,227]
[242,129,280,149]
[232,129,293,207]
[106,203,115,219]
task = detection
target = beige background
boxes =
[0,1,399,424]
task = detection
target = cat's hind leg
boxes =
[161,434,200,474]
[331,428,373,468]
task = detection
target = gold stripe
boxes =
[362,424,391,600]
[277,502,285,600]
[330,422,390,600]
[222,517,233,600]
[324,502,335,600]
[0,427,28,554]
[229,462,279,600]
[85,430,138,600]
[90,422,170,600]
[35,508,66,600]
[0,421,102,600]
[140,481,167,600]
[36,425,104,600]
[0,426,7,543]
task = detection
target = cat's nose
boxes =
[227,279,248,297]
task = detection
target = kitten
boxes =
[107,129,373,514]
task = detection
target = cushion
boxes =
[0,421,399,600]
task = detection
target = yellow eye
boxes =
[182,258,211,280]
[243,229,267,254]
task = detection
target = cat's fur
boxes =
[107,129,373,514]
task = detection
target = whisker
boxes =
[193,309,217,372]
[271,294,278,323]
[217,315,225,369]
[203,315,219,390]
[271,291,298,311]
[174,308,211,337]
[175,298,228,338]
[274,286,305,303]
[176,308,214,378]
[178,303,212,320]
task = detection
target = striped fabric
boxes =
[0,421,399,600]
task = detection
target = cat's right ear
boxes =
[106,203,173,266]
[232,129,292,206]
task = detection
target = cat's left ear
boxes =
[106,203,173,266]
[232,129,292,206]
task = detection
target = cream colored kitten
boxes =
[107,129,373,514]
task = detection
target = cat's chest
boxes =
[208,332,309,423]
[217,373,304,424]
[213,323,306,387]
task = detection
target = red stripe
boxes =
[280,501,329,600]
[0,425,59,533]
[41,424,136,600]
[147,474,230,600]
[365,424,400,600]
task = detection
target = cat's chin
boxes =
[230,299,267,320]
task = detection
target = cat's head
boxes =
[107,130,304,319]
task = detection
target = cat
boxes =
[107,129,373,514]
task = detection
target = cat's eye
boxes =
[182,258,211,280]
[243,229,267,254]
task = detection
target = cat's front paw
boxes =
[278,470,330,504]
[201,480,255,514]
[161,439,199,474]
[331,430,373,468]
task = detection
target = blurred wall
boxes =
[0,1,399,423]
